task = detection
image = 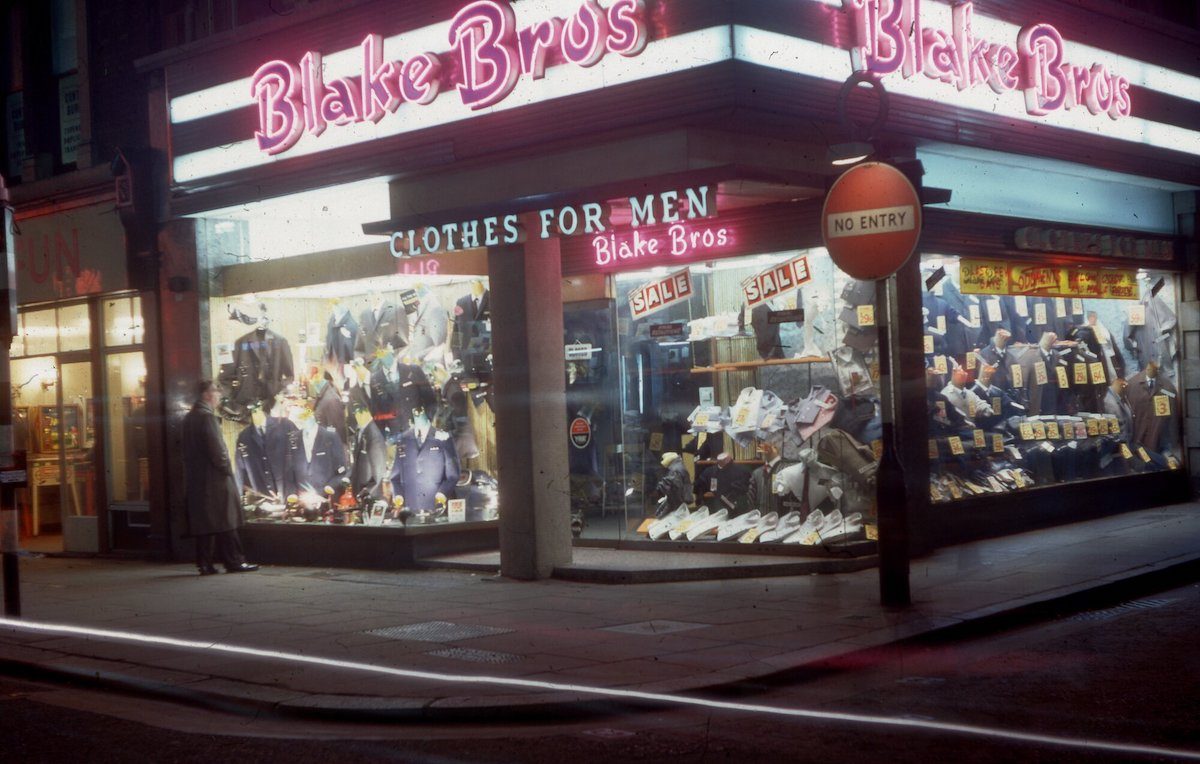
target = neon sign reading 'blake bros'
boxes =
[844,0,1132,120]
[252,0,648,155]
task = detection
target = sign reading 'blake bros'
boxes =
[252,0,648,155]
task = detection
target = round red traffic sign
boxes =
[821,162,922,280]
[569,417,592,449]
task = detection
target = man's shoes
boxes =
[225,563,259,573]
[198,565,219,576]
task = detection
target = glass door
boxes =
[59,359,99,552]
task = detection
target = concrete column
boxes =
[1173,191,1200,493]
[488,222,572,579]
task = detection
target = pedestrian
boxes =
[183,379,259,575]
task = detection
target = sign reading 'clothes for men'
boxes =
[629,267,693,320]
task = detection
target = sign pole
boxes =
[875,275,910,607]
[0,174,19,618]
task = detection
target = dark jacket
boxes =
[357,302,407,357]
[654,459,693,510]
[389,427,461,511]
[350,420,388,499]
[324,309,360,366]
[182,401,242,535]
[313,382,347,443]
[228,328,294,408]
[696,462,751,513]
[747,459,797,516]
[453,291,492,374]
[285,424,348,494]
[1126,370,1178,452]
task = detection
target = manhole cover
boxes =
[427,647,521,664]
[366,621,514,642]
[603,620,708,635]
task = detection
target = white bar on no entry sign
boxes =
[827,205,916,238]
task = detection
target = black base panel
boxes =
[240,522,499,569]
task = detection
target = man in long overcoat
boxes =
[183,380,259,575]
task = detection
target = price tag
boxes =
[1120,443,1133,459]
[967,398,977,418]
[857,305,875,327]
[1046,422,1061,440]
[949,483,963,500]
[1034,361,1048,386]
[447,499,466,523]
[948,436,964,455]
[1089,362,1106,384]
[929,439,939,459]
[693,412,710,428]
[973,429,986,448]
[1014,296,1029,317]
[924,335,934,354]
[866,524,879,541]
[1086,419,1099,436]
[649,432,664,451]
[1055,298,1067,318]
[1032,422,1046,439]
[871,440,883,460]
[1013,472,1026,488]
[1154,394,1170,416]
[1168,456,1180,470]
[936,315,946,333]
[992,433,1004,453]
[740,529,762,544]
[1010,364,1024,387]
[1056,366,1069,388]
[992,397,1002,413]
[870,362,880,382]
[1020,422,1035,440]
[933,355,948,374]
[1138,446,1151,463]
[987,299,1002,322]
[969,305,980,324]
[1074,364,1088,384]
[966,352,976,370]
[1071,298,1084,315]
[1128,304,1145,326]
[1034,302,1047,325]
[1108,417,1121,435]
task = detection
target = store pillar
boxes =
[488,223,572,579]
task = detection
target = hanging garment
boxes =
[324,309,361,366]
[452,290,492,377]
[350,419,388,499]
[227,328,295,408]
[285,425,348,494]
[407,297,450,359]
[389,427,461,511]
[356,302,408,357]
[313,381,347,444]
[1124,294,1177,371]
[1126,370,1178,452]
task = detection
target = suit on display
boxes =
[313,381,347,443]
[236,422,282,497]
[1103,388,1134,441]
[286,424,348,493]
[357,302,407,357]
[1125,294,1177,370]
[1126,369,1177,453]
[747,458,796,516]
[350,419,388,499]
[453,290,491,370]
[228,328,295,408]
[407,295,449,359]
[389,427,461,511]
[324,307,361,366]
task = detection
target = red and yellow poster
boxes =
[959,260,1137,300]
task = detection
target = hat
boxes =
[661,452,681,467]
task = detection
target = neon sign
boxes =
[593,223,734,267]
[843,0,1132,120]
[252,0,648,155]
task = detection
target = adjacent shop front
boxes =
[136,0,1199,574]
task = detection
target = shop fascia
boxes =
[844,0,1132,119]
[252,0,649,155]
[388,185,729,267]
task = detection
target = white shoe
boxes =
[795,509,843,546]
[669,507,709,540]
[821,512,864,542]
[647,506,690,540]
[759,511,802,543]
[739,512,779,544]
[781,510,825,544]
[685,508,729,541]
[716,510,761,542]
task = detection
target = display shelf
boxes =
[690,356,831,373]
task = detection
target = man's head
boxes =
[951,366,971,389]
[196,379,220,407]
[978,363,996,387]
[1087,311,1098,326]
[994,328,1011,348]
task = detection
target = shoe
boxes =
[225,563,259,573]
[759,511,802,543]
[198,565,218,576]
[647,506,690,540]
[669,507,709,540]
[739,512,779,544]
[685,508,728,541]
[716,510,760,542]
[781,510,825,544]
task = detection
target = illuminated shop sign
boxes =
[388,185,716,258]
[843,0,1131,120]
[252,0,648,155]
[960,259,1138,299]
[1013,227,1174,261]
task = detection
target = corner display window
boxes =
[208,276,498,528]
[571,249,881,548]
[921,255,1183,503]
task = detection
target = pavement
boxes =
[0,502,1198,721]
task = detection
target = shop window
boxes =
[921,255,1183,503]
[21,308,59,356]
[573,249,881,546]
[208,275,497,527]
[105,352,149,502]
[103,295,145,346]
[56,301,90,351]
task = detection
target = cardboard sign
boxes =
[630,268,693,320]
[569,417,592,449]
[447,499,466,523]
[857,305,876,327]
[742,255,812,308]
[1154,395,1171,416]
[1128,304,1146,326]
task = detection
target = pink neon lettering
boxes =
[1019,24,1068,115]
[518,18,563,78]
[562,0,609,67]
[361,34,401,123]
[592,226,731,267]
[989,44,1019,93]
[251,60,304,154]
[299,52,327,137]
[871,0,906,75]
[605,0,648,56]
[922,28,960,85]
[320,79,362,125]
[450,0,519,110]
[1084,64,1113,116]
[401,54,443,104]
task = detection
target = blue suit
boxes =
[285,424,348,494]
[389,427,460,511]
[234,417,295,497]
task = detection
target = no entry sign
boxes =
[822,162,922,280]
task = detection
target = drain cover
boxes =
[367,621,514,642]
[427,647,521,664]
[1068,598,1174,623]
[603,620,708,635]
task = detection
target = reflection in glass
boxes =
[105,352,149,502]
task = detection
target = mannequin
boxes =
[1023,331,1060,415]
[940,366,993,422]
[311,370,347,443]
[350,406,388,500]
[357,297,407,357]
[389,405,461,512]
[453,279,491,374]
[695,452,751,514]
[1103,377,1133,441]
[285,408,347,494]
[228,312,294,411]
[746,439,795,516]
[324,298,361,366]
[235,407,281,498]
[407,283,449,359]
[1126,360,1178,453]
[976,328,1011,388]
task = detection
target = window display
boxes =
[922,255,1183,503]
[573,248,881,547]
[209,275,499,528]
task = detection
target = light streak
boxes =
[1,616,1197,760]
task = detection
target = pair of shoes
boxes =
[198,566,219,576]
[225,563,259,573]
